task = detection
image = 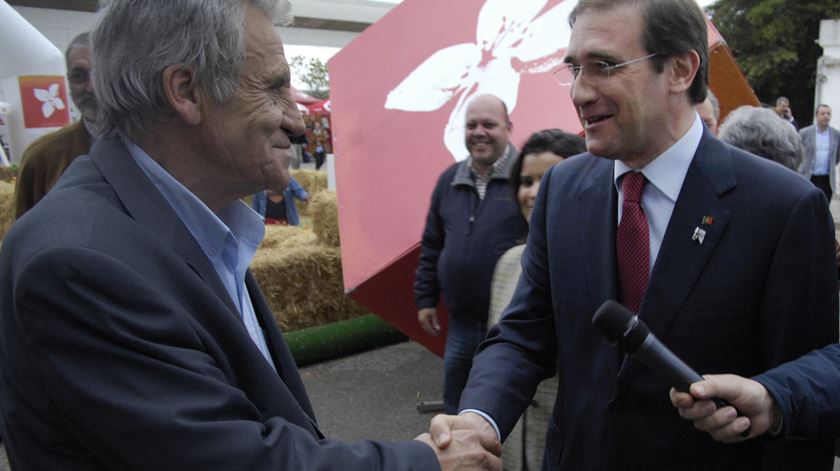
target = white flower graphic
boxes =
[385,0,576,161]
[34,83,65,119]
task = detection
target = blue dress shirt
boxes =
[123,138,276,371]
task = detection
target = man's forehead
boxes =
[67,47,92,64]
[567,5,643,60]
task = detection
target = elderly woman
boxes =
[718,105,803,171]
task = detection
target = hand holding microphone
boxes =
[592,300,750,438]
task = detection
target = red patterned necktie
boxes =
[617,172,649,313]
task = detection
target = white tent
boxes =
[0,1,66,164]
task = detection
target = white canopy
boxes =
[0,1,63,77]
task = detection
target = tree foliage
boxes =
[708,0,840,126]
[290,55,330,99]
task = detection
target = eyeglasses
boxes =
[553,53,659,86]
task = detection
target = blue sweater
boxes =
[415,150,527,323]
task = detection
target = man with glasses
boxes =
[427,0,837,469]
[13,32,99,219]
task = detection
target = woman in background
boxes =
[488,128,586,471]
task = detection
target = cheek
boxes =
[518,187,528,206]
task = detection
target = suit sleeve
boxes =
[414,177,445,310]
[457,166,558,437]
[758,188,838,370]
[13,246,438,471]
[754,187,839,439]
[754,345,840,440]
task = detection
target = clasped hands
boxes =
[415,412,502,470]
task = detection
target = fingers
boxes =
[429,413,500,456]
[430,313,441,333]
[416,429,503,471]
[669,387,696,409]
[429,414,458,448]
[418,309,440,337]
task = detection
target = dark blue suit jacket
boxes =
[460,132,839,470]
[0,139,437,470]
[755,344,840,439]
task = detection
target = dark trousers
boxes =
[811,175,832,202]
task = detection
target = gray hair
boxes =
[718,105,802,171]
[65,32,91,64]
[706,90,720,120]
[91,0,293,141]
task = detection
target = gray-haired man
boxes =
[0,1,500,469]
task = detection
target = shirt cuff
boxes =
[459,409,501,442]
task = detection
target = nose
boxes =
[84,78,94,94]
[570,74,597,111]
[283,102,307,138]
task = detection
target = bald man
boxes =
[415,93,528,414]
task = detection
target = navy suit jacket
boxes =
[460,132,839,470]
[0,139,437,470]
[754,344,840,440]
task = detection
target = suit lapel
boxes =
[616,134,735,393]
[89,139,242,319]
[578,158,620,379]
[246,273,323,437]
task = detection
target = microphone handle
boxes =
[634,334,701,392]
[634,333,749,436]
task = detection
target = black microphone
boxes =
[592,300,748,435]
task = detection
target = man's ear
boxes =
[162,64,202,126]
[668,50,700,96]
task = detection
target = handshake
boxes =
[414,412,502,470]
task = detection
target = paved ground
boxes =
[300,340,443,442]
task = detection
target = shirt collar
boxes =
[122,138,264,268]
[614,111,703,202]
[469,144,512,180]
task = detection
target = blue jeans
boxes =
[443,317,487,414]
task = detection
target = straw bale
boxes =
[0,167,16,183]
[310,191,340,247]
[290,169,327,217]
[0,181,15,240]
[250,243,368,331]
[260,224,316,250]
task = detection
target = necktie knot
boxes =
[622,172,646,204]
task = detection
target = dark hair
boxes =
[568,0,709,104]
[510,129,587,199]
[816,104,831,115]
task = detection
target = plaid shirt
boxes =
[469,145,512,200]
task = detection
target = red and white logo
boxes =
[330,0,580,354]
[19,75,70,129]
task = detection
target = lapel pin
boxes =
[701,215,714,226]
[691,227,706,245]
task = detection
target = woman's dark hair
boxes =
[510,129,587,198]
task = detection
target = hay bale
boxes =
[310,191,339,247]
[250,243,368,331]
[290,169,327,217]
[0,167,16,183]
[0,181,15,240]
[260,225,316,250]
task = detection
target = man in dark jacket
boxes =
[415,93,528,414]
